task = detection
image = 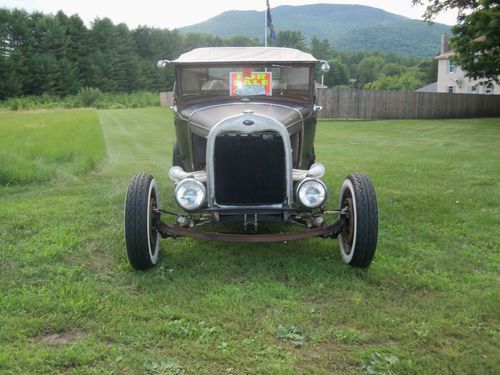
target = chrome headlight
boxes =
[296,178,327,209]
[175,178,206,211]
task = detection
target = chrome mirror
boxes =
[157,60,171,69]
[320,60,330,73]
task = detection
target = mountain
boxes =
[179,4,451,57]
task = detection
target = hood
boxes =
[180,102,312,136]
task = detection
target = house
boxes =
[416,82,437,93]
[436,33,499,94]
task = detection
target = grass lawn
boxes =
[0,108,499,374]
[0,110,104,185]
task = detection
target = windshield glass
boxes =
[180,65,311,102]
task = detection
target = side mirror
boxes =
[157,60,171,69]
[320,60,330,73]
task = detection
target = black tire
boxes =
[173,142,184,169]
[124,173,160,270]
[338,173,378,268]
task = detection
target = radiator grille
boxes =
[214,132,286,205]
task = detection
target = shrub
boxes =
[77,87,103,107]
[0,91,161,111]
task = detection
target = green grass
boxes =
[0,110,105,185]
[0,108,499,374]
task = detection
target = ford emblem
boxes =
[243,120,254,126]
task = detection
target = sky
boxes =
[0,0,458,28]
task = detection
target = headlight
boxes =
[175,178,206,211]
[296,178,327,209]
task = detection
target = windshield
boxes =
[179,64,312,103]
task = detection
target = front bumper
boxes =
[156,215,346,243]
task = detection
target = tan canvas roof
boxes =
[172,47,318,64]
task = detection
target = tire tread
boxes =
[347,173,378,268]
[125,173,157,270]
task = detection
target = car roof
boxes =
[171,47,318,65]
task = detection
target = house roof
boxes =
[416,82,437,93]
[436,35,486,60]
[171,47,318,64]
[436,51,455,60]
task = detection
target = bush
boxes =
[364,71,425,91]
[0,91,161,111]
[77,87,103,107]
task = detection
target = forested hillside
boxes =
[0,8,437,100]
[180,4,451,57]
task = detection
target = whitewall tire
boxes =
[338,173,378,268]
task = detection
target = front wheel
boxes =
[124,173,161,270]
[338,173,378,268]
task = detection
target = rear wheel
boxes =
[338,173,378,268]
[124,173,160,270]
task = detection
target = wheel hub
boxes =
[150,197,158,248]
[340,193,354,255]
[344,197,354,245]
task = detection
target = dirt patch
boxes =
[37,330,87,346]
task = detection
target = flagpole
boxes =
[264,1,268,47]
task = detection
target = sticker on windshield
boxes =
[230,72,272,97]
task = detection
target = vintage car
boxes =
[124,47,378,270]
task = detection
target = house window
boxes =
[485,83,494,94]
[448,86,455,94]
[448,60,456,73]
[470,85,477,94]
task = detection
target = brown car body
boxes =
[123,47,378,270]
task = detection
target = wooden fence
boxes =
[160,91,174,107]
[160,89,500,119]
[316,88,500,119]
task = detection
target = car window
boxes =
[180,65,311,102]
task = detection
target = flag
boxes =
[266,0,276,41]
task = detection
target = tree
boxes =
[309,36,333,60]
[275,30,307,50]
[413,0,479,21]
[113,23,143,92]
[87,18,117,91]
[224,35,259,47]
[55,12,89,94]
[1,9,34,96]
[381,63,404,77]
[357,56,384,84]
[323,60,350,86]
[417,59,438,83]
[413,0,500,83]
[132,27,179,91]
[181,32,224,52]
